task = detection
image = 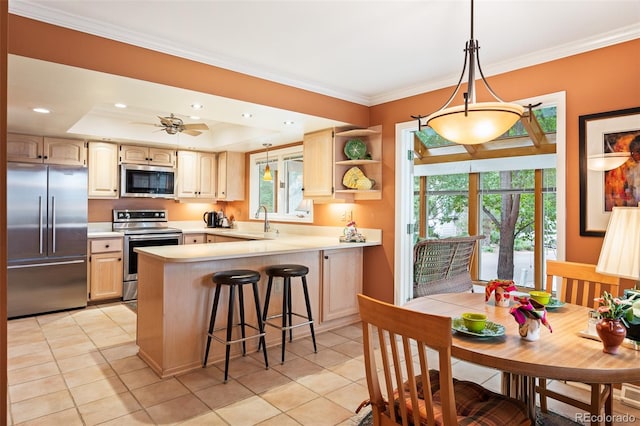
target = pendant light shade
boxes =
[262,143,273,181]
[414,0,524,145]
[426,102,524,145]
[587,152,631,171]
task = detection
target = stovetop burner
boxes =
[112,209,182,235]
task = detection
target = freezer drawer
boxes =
[8,258,87,318]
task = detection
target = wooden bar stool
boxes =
[261,264,317,363]
[203,269,268,382]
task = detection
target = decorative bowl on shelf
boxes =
[344,138,367,160]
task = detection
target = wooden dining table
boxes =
[404,292,640,420]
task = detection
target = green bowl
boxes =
[530,291,551,305]
[461,312,487,333]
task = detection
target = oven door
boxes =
[123,233,183,282]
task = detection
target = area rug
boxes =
[354,407,581,425]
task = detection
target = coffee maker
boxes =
[203,211,217,228]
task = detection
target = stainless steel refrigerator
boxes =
[7,163,88,318]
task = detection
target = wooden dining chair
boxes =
[357,294,530,426]
[537,260,621,423]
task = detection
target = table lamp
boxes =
[596,206,640,291]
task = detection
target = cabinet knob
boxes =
[324,255,329,259]
[113,189,117,192]
[105,244,110,248]
[44,156,48,159]
[37,155,43,159]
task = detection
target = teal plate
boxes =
[452,318,506,338]
[344,138,367,160]
[545,298,566,309]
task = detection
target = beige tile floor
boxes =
[6,302,640,425]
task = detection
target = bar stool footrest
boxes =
[209,323,265,346]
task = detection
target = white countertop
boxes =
[134,234,379,263]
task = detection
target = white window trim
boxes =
[249,145,313,224]
[395,91,566,306]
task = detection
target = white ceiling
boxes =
[7,0,640,152]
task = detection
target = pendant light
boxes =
[263,143,273,181]
[412,0,524,145]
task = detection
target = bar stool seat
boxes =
[261,264,317,363]
[203,269,268,382]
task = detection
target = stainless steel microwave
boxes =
[120,164,176,198]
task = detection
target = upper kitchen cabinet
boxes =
[88,142,119,199]
[176,150,217,199]
[302,125,382,202]
[120,145,175,167]
[216,151,245,201]
[8,133,87,166]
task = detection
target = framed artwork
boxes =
[579,107,640,236]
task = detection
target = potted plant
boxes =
[594,291,633,354]
[622,290,640,342]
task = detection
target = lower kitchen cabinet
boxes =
[183,234,205,244]
[321,247,363,322]
[88,237,123,301]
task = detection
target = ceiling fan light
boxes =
[263,164,273,181]
[587,152,631,171]
[426,102,524,145]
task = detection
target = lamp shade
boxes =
[596,207,640,280]
[425,102,524,145]
[587,152,630,171]
[263,164,272,181]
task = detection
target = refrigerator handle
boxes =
[38,196,44,254]
[51,196,56,253]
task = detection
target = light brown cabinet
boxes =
[88,237,123,301]
[216,151,245,200]
[8,133,86,166]
[321,247,363,322]
[88,142,119,199]
[183,234,206,244]
[303,125,382,202]
[120,145,175,167]
[176,150,217,199]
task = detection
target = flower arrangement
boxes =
[594,291,633,321]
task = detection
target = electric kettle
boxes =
[203,211,217,228]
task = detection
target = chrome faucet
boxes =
[255,205,270,232]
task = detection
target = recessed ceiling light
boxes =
[241,112,253,118]
[191,103,204,110]
[114,103,127,108]
[283,120,295,126]
[190,116,200,120]
[32,107,50,114]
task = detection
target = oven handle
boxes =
[126,233,183,241]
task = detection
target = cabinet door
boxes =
[183,234,205,244]
[88,142,119,198]
[198,152,217,199]
[89,252,123,300]
[44,137,86,166]
[321,248,363,322]
[177,151,200,197]
[7,133,43,163]
[120,145,149,164]
[303,129,334,197]
[217,151,245,200]
[149,148,175,167]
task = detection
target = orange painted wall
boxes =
[6,14,640,305]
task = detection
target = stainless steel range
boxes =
[113,209,183,300]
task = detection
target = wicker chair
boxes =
[413,235,484,298]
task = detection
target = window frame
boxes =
[249,144,313,224]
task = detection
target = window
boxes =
[414,104,559,289]
[249,145,312,223]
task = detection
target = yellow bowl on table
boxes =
[529,290,551,306]
[461,312,487,333]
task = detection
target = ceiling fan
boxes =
[150,113,209,136]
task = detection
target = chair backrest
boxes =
[357,294,457,426]
[544,260,621,308]
[413,235,484,298]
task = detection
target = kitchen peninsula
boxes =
[134,228,380,378]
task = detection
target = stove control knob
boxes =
[125,213,130,219]
[160,212,165,217]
